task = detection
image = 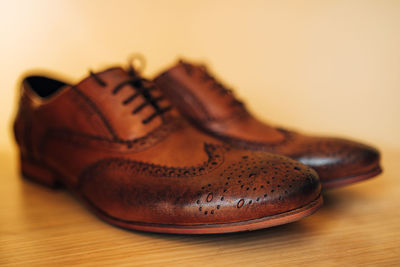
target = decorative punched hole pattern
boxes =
[191,151,316,215]
[92,143,225,179]
[237,199,244,208]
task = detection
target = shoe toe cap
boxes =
[295,137,381,182]
[211,151,322,221]
[80,150,322,226]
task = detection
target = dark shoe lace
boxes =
[90,71,171,124]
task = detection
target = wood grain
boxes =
[1,147,399,266]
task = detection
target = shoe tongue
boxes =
[74,67,171,140]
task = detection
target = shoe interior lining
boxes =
[25,76,69,98]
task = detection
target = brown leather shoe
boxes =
[13,67,322,234]
[154,60,382,189]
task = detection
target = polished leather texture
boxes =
[154,60,382,188]
[13,67,322,234]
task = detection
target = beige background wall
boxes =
[1,0,399,152]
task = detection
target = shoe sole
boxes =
[322,165,382,189]
[20,156,323,234]
[82,194,323,234]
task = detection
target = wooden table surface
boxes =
[1,147,399,266]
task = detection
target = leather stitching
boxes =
[72,86,119,139]
[77,143,225,189]
[40,118,185,154]
[156,75,253,124]
[156,74,212,120]
[197,125,294,149]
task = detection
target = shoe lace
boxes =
[90,70,172,124]
[180,60,244,107]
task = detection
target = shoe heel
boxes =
[20,156,62,189]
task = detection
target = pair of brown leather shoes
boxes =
[13,58,380,234]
